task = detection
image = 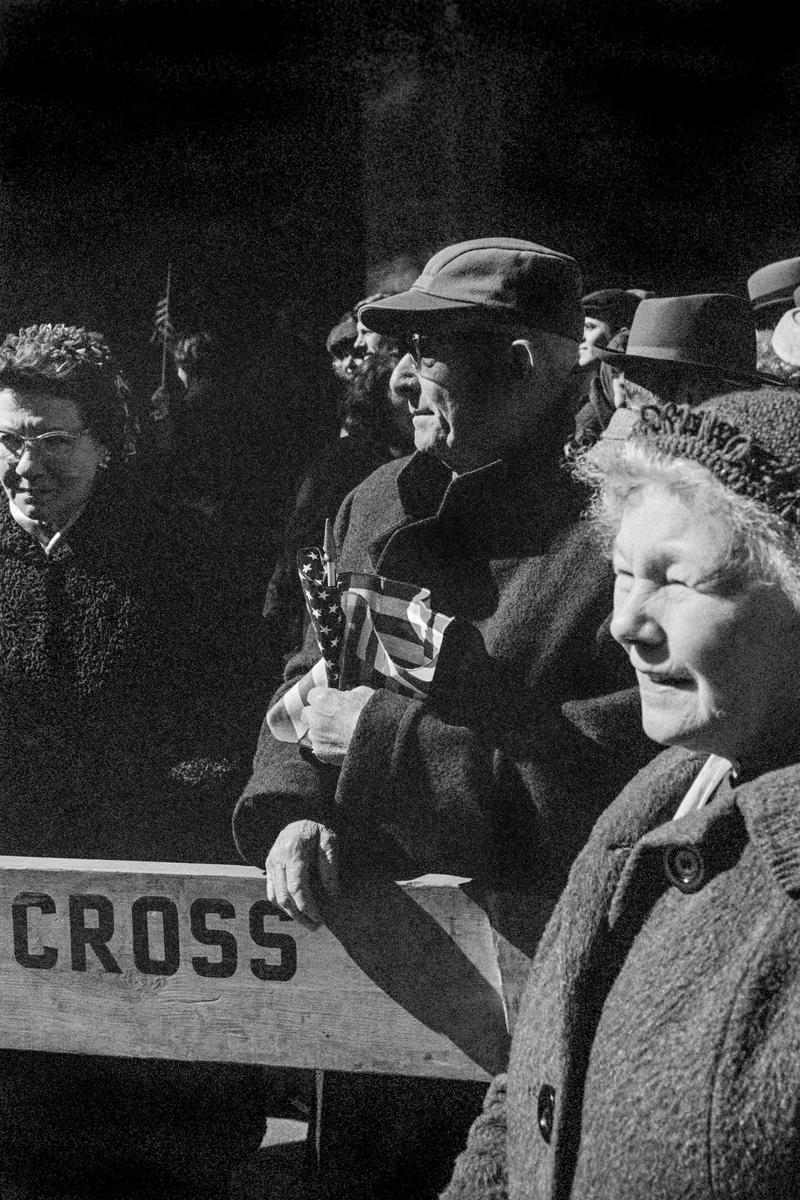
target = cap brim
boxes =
[594,346,784,388]
[358,289,484,333]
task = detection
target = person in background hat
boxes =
[770,284,800,385]
[444,386,800,1200]
[568,289,645,444]
[569,327,631,450]
[569,292,770,451]
[590,292,780,446]
[578,288,643,369]
[747,253,800,331]
[747,254,800,380]
[235,238,655,1199]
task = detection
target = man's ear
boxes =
[510,338,536,375]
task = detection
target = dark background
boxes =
[1,0,799,403]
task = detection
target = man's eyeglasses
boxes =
[330,341,357,362]
[404,330,511,368]
[0,429,86,464]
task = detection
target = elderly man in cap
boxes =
[236,237,650,919]
[235,237,653,1198]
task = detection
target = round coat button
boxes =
[664,845,706,893]
[537,1084,555,1143]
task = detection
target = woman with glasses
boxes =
[0,324,272,1198]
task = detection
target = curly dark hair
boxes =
[0,324,135,460]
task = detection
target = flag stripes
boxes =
[267,567,454,743]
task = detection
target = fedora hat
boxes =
[595,293,783,387]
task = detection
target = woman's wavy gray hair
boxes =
[575,435,800,610]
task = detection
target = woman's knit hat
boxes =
[631,387,800,526]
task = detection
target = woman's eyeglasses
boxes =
[0,429,86,464]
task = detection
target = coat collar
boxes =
[609,752,800,918]
[392,448,582,546]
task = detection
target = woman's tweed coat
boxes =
[443,743,800,1200]
[0,467,271,862]
[0,468,274,1189]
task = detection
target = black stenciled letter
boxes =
[131,896,180,976]
[249,900,297,981]
[13,892,57,969]
[190,898,237,978]
[69,894,121,973]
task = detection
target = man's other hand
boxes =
[303,685,375,765]
[265,819,340,929]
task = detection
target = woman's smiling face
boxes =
[0,387,107,527]
[610,481,800,761]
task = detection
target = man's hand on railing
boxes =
[265,819,340,930]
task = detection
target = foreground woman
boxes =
[444,387,800,1200]
[0,324,272,1197]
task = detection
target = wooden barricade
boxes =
[0,857,539,1082]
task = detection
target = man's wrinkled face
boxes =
[394,324,528,474]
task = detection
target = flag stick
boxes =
[160,261,172,390]
[323,519,337,588]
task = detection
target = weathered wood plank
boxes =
[0,858,517,1081]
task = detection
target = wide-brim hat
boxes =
[595,293,784,387]
[747,255,800,314]
[358,237,583,341]
[772,288,800,367]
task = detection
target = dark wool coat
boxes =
[442,744,800,1200]
[235,449,654,895]
[0,468,273,862]
[0,469,274,1189]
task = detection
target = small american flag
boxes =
[297,545,344,688]
[267,566,455,744]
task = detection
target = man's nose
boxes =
[390,354,421,405]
